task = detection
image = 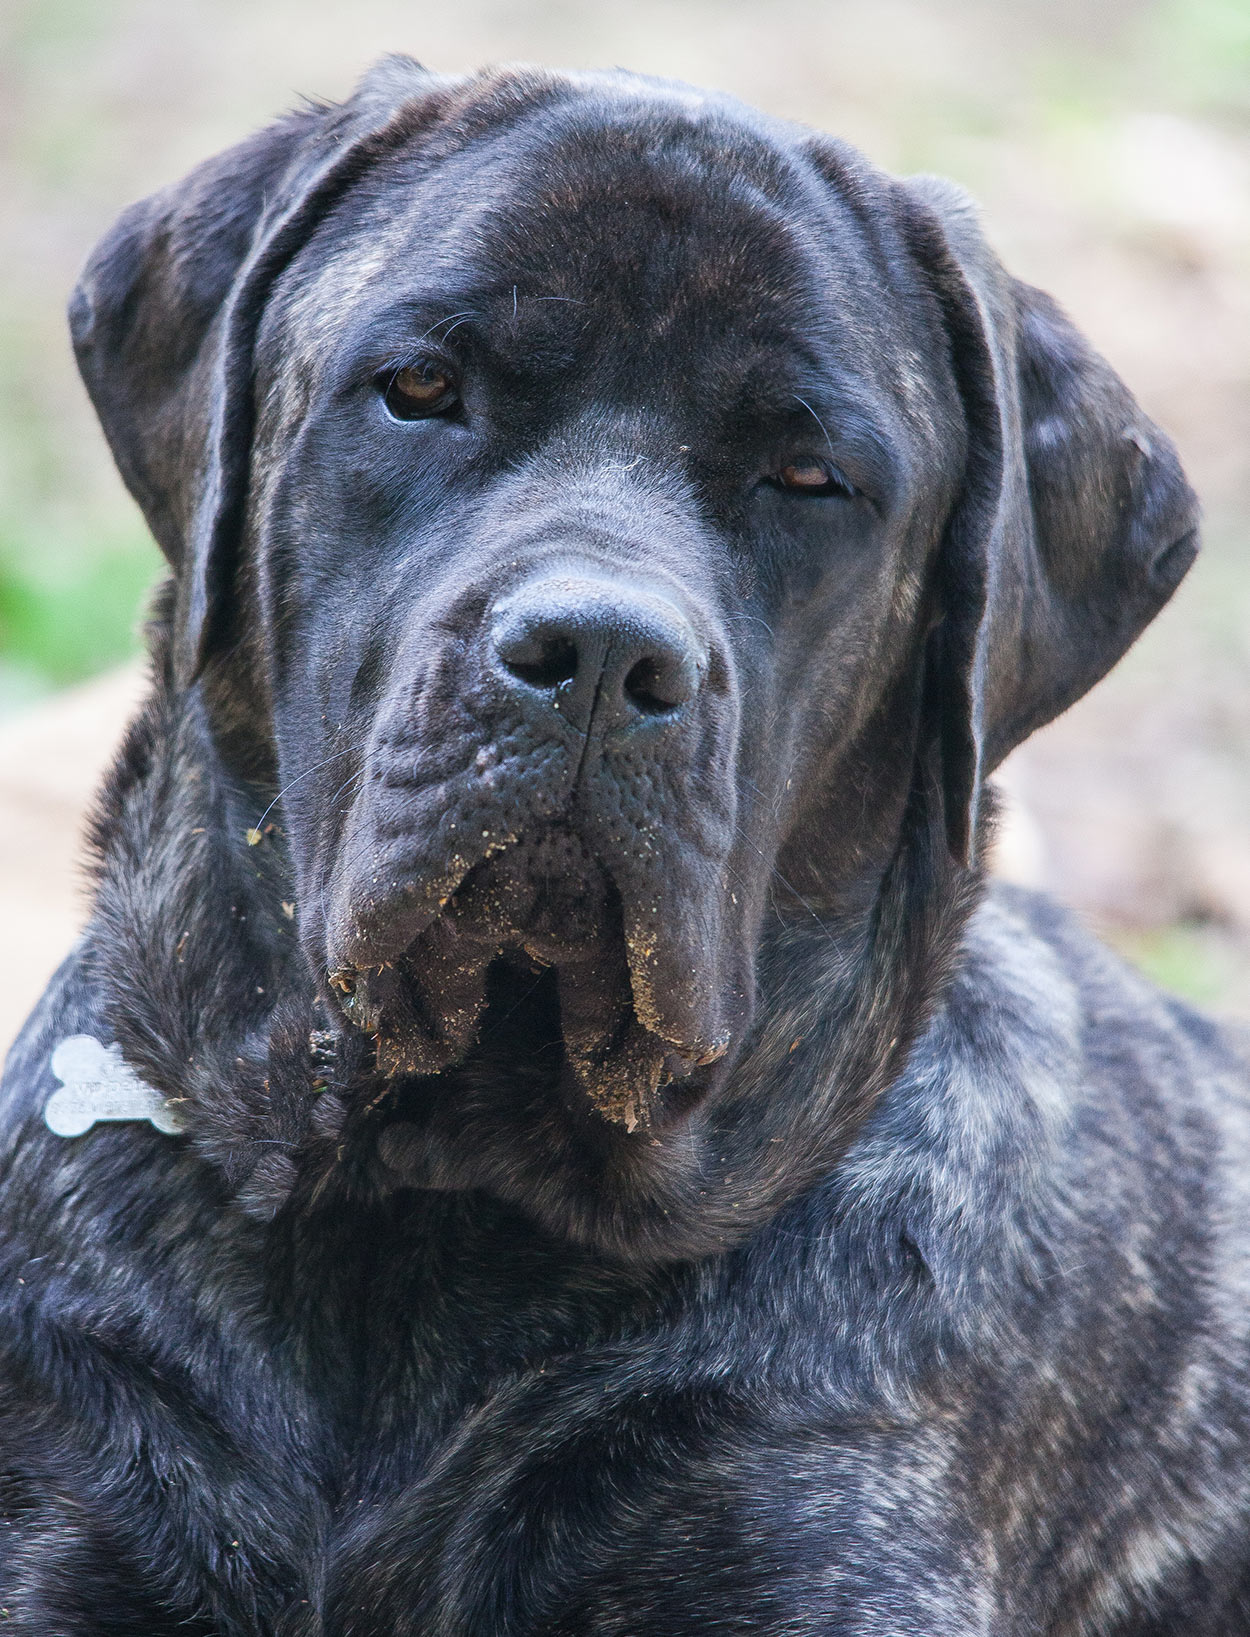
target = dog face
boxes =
[249,82,964,1132]
[71,60,1198,1252]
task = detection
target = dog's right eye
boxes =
[379,361,459,421]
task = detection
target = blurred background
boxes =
[1,0,1248,1050]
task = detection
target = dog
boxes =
[1,52,1244,1634]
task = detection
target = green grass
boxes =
[0,517,159,709]
[1107,922,1250,1017]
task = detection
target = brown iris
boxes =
[779,461,836,492]
[382,361,457,420]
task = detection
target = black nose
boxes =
[491,577,705,735]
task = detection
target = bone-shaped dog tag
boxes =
[45,1035,186,1138]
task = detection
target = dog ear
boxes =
[69,54,450,684]
[899,176,1200,864]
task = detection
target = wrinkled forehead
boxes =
[262,83,945,424]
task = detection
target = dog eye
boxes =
[774,460,857,498]
[380,361,458,421]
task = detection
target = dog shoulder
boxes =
[748,882,1250,1367]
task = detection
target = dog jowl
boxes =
[69,57,1197,1260]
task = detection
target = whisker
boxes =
[251,743,364,832]
[793,394,835,457]
[328,767,369,808]
[420,309,479,341]
[438,313,477,342]
[726,612,776,640]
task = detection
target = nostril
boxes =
[498,634,579,690]
[491,579,706,734]
[624,656,689,716]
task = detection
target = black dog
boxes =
[1,54,1243,1633]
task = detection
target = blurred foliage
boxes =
[0,527,158,707]
[1109,921,1250,1011]
[1139,0,1250,121]
[0,283,159,708]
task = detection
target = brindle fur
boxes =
[1,56,1242,1636]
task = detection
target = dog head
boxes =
[71,59,1197,1253]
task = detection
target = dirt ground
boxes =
[2,0,1249,1054]
[0,665,146,1048]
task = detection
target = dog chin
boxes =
[326,829,727,1131]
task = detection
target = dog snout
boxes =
[490,577,706,736]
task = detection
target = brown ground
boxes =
[2,0,1248,1054]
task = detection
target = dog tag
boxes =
[44,1035,186,1139]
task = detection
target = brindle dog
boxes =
[0,54,1243,1636]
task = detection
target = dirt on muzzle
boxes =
[330,825,727,1131]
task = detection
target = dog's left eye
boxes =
[379,361,459,420]
[773,460,858,498]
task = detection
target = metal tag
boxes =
[44,1035,186,1139]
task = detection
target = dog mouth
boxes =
[327,826,729,1131]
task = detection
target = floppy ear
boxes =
[69,54,451,685]
[899,176,1200,864]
